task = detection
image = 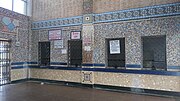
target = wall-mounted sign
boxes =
[49,29,62,40]
[61,49,67,54]
[84,46,91,51]
[54,40,63,48]
[109,40,120,54]
[71,31,81,39]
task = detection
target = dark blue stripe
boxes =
[82,68,180,76]
[126,64,141,68]
[27,62,38,64]
[28,66,180,76]
[11,66,27,69]
[168,66,180,69]
[11,62,38,65]
[50,62,67,65]
[11,62,25,65]
[82,63,105,67]
[29,66,82,71]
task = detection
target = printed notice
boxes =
[49,29,62,40]
[71,31,81,39]
[109,40,120,54]
[54,40,63,48]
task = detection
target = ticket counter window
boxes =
[106,38,125,69]
[68,40,82,67]
[38,42,50,66]
[142,36,166,70]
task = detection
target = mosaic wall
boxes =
[30,68,81,83]
[0,7,31,63]
[31,26,82,63]
[0,7,31,82]
[94,72,180,92]
[82,24,94,63]
[32,0,83,21]
[94,16,180,68]
[93,0,179,13]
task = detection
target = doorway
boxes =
[0,40,10,85]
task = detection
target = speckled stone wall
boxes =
[30,68,81,83]
[94,16,180,68]
[0,7,31,63]
[94,72,180,92]
[93,0,180,13]
[11,69,28,81]
[32,0,83,21]
[0,7,31,81]
[31,26,82,63]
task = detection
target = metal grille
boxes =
[0,40,10,85]
[68,40,82,67]
[38,42,50,66]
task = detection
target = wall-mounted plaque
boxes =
[49,29,62,40]
[71,31,81,39]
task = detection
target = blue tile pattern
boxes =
[94,3,180,23]
[32,16,83,30]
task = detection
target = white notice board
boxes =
[109,40,120,54]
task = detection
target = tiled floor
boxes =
[0,82,179,101]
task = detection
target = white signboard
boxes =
[71,31,81,39]
[49,29,62,40]
[61,49,67,54]
[54,40,63,48]
[84,46,91,51]
[109,40,120,54]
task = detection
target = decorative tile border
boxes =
[94,3,180,23]
[31,16,83,30]
[31,3,180,30]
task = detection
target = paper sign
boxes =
[49,29,62,40]
[109,40,120,54]
[54,40,63,48]
[61,49,67,54]
[84,46,91,51]
[71,31,81,39]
